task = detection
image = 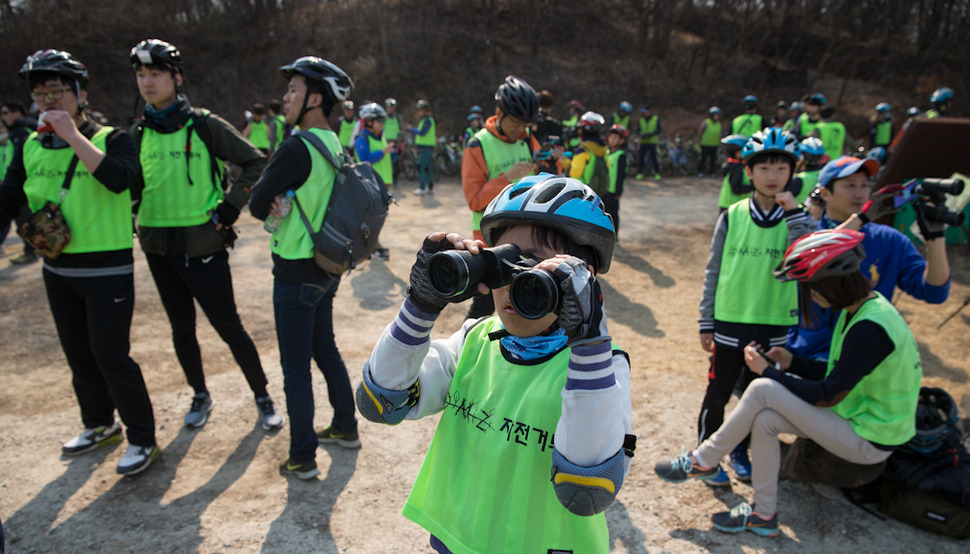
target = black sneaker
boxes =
[654,449,722,483]
[116,444,159,475]
[62,422,123,456]
[279,456,320,480]
[255,395,284,431]
[711,502,779,537]
[316,426,361,449]
[184,392,214,428]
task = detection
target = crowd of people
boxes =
[0,38,962,552]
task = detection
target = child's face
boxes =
[607,133,623,148]
[491,224,562,338]
[746,160,792,197]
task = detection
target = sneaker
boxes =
[184,393,214,428]
[654,449,722,483]
[730,444,752,481]
[279,456,320,480]
[703,465,731,487]
[116,444,159,475]
[62,422,123,456]
[654,173,662,181]
[10,252,38,265]
[635,173,645,180]
[697,172,705,178]
[711,502,779,537]
[370,248,390,261]
[316,425,361,449]
[710,173,718,178]
[255,395,284,431]
[413,188,427,196]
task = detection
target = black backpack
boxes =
[292,130,392,274]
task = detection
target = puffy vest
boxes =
[638,115,659,144]
[22,127,133,253]
[818,121,846,160]
[248,119,270,150]
[608,148,624,194]
[827,293,921,446]
[415,116,436,147]
[137,118,226,227]
[270,128,338,259]
[701,119,722,147]
[338,117,356,148]
[384,114,400,142]
[471,128,533,231]
[358,132,392,186]
[873,120,892,147]
[717,162,751,209]
[731,114,763,138]
[402,317,610,554]
[612,113,630,129]
[714,201,798,325]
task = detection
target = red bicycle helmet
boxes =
[608,124,629,139]
[774,229,866,283]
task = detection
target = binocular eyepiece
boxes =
[427,244,561,320]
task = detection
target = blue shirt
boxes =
[787,213,950,359]
[354,129,386,164]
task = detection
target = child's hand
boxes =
[406,232,487,313]
[774,191,797,211]
[541,255,608,346]
[699,332,714,353]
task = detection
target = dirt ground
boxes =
[1,175,968,553]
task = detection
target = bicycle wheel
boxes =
[403,156,418,181]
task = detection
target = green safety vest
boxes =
[797,113,819,138]
[0,140,12,180]
[248,119,270,150]
[137,119,226,227]
[818,121,846,160]
[714,201,798,325]
[607,149,623,194]
[638,115,659,144]
[402,317,610,554]
[338,118,356,148]
[827,293,921,446]
[795,169,820,205]
[782,118,796,132]
[701,119,722,147]
[873,120,892,147]
[612,113,630,129]
[415,116,436,147]
[356,132,392,186]
[731,114,763,138]
[470,128,533,231]
[273,114,286,145]
[717,163,751,209]
[270,128,338,259]
[384,115,400,142]
[22,126,133,253]
[926,109,941,119]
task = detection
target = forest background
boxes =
[0,0,968,138]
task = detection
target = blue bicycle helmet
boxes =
[720,134,748,149]
[467,113,480,122]
[907,106,921,117]
[875,102,891,112]
[742,95,758,108]
[789,101,803,111]
[799,137,825,157]
[930,87,954,105]
[806,92,827,106]
[709,106,722,115]
[619,101,632,114]
[867,146,887,164]
[469,104,483,114]
[480,174,616,273]
[742,128,799,163]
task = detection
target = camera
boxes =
[908,178,966,227]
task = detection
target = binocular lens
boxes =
[428,252,473,297]
[509,270,560,320]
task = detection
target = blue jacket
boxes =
[354,129,386,164]
[787,213,950,359]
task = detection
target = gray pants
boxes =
[693,378,892,516]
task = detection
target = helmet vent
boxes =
[534,182,565,203]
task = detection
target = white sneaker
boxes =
[116,444,159,475]
[62,422,123,456]
[413,188,427,196]
[256,396,284,431]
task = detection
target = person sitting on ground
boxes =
[657,228,922,538]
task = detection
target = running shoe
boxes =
[184,392,214,428]
[711,502,779,537]
[730,444,752,481]
[654,173,662,181]
[654,449,722,483]
[279,456,320,480]
[316,426,361,449]
[116,444,159,475]
[413,188,427,196]
[62,422,123,456]
[704,465,731,487]
[255,395,284,431]
[635,173,645,180]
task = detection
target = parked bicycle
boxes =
[435,134,462,177]
[392,133,418,182]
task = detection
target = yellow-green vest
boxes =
[270,128,339,259]
[249,119,270,150]
[470,128,533,231]
[795,169,820,205]
[873,120,892,147]
[926,109,941,119]
[827,293,921,446]
[701,119,722,147]
[612,113,630,129]
[607,149,623,194]
[818,121,846,160]
[273,114,286,145]
[797,113,819,138]
[137,119,225,227]
[638,115,659,144]
[402,317,610,554]
[731,114,763,138]
[23,127,133,253]
[384,115,400,142]
[0,140,12,180]
[338,118,356,148]
[715,201,798,325]
[563,114,580,148]
[717,164,751,209]
[357,132,392,186]
[415,116,436,147]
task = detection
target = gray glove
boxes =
[406,235,482,313]
[552,257,609,346]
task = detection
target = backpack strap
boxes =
[188,108,225,190]
[56,155,80,204]
[289,129,343,236]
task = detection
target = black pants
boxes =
[697,344,757,444]
[44,269,155,447]
[699,145,718,175]
[639,143,659,174]
[146,250,267,398]
[603,194,620,237]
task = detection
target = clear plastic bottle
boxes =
[263,190,295,233]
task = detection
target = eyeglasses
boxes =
[30,88,72,102]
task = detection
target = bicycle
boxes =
[435,134,462,177]
[392,134,418,182]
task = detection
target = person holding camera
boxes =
[0,49,157,475]
[356,174,633,553]
[461,75,541,319]
[786,156,951,360]
[657,228,922,538]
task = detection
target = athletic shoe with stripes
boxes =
[62,422,122,456]
[711,502,779,537]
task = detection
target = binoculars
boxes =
[427,243,562,320]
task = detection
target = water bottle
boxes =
[263,190,294,233]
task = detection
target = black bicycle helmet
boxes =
[907,387,960,453]
[130,39,183,71]
[19,49,88,89]
[495,75,539,123]
[279,56,353,126]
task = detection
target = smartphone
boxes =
[755,348,780,370]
